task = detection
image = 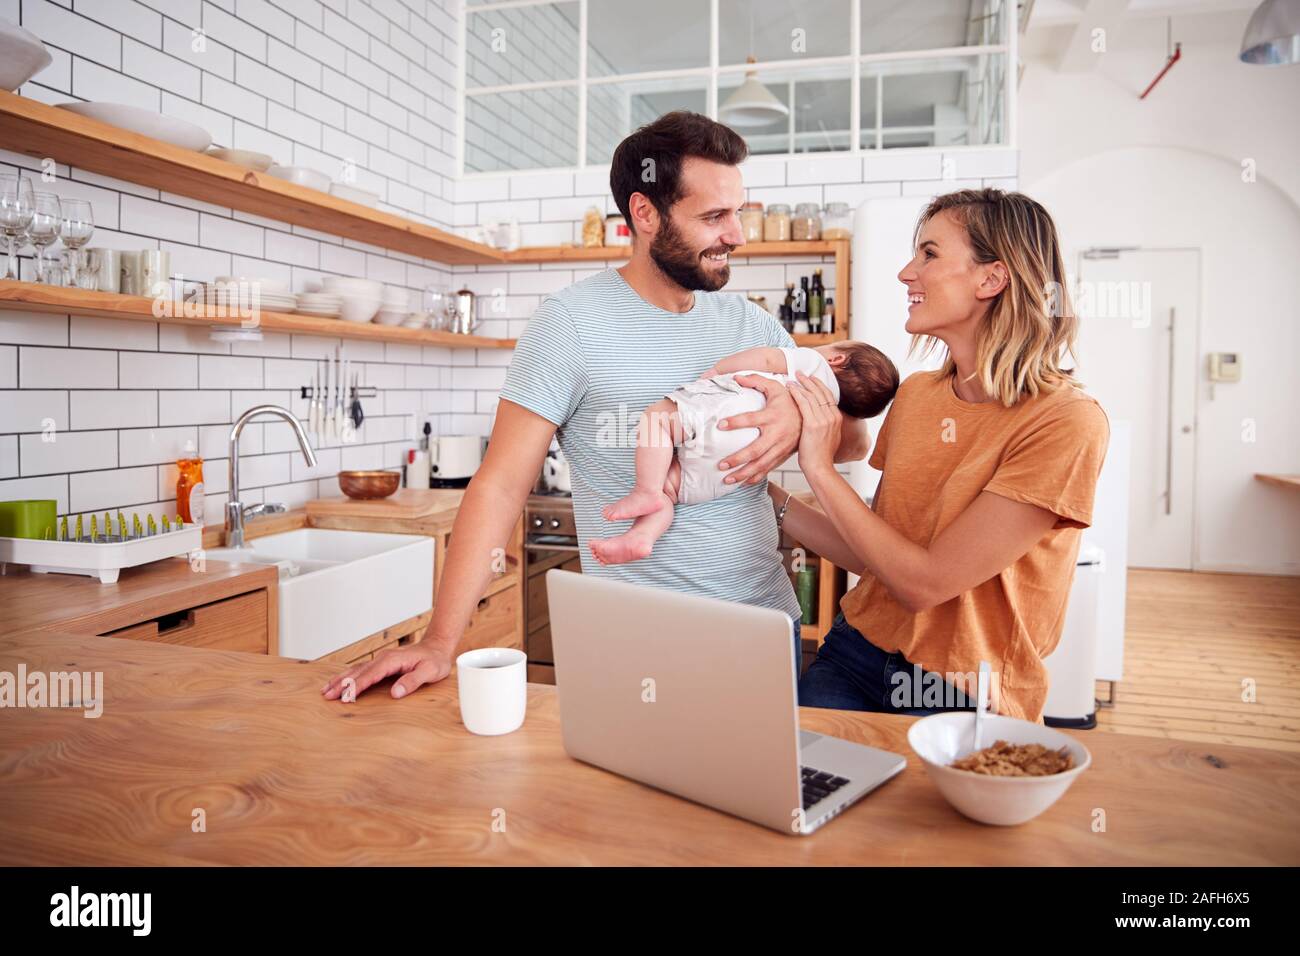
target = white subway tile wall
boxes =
[0,0,1017,524]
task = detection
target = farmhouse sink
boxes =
[204,528,433,660]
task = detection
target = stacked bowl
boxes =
[376,285,412,325]
[321,277,383,324]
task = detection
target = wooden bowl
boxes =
[338,470,400,500]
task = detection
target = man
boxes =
[322,111,867,702]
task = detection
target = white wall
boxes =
[1020,12,1300,576]
[1029,147,1300,576]
[0,0,1019,524]
[1020,10,1300,211]
[0,0,482,527]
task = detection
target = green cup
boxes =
[0,499,58,540]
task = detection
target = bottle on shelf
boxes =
[824,297,835,335]
[793,276,810,335]
[176,439,205,525]
[781,282,795,333]
[809,268,824,333]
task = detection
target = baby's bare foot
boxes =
[590,534,655,566]
[603,488,668,522]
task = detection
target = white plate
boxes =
[56,102,212,152]
[268,164,331,192]
[374,309,409,326]
[329,181,380,207]
[0,17,52,92]
[206,147,274,171]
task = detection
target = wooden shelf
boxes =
[0,281,846,351]
[0,281,515,349]
[1256,474,1300,493]
[504,240,851,345]
[504,239,847,262]
[0,90,502,266]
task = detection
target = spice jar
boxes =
[604,213,631,246]
[739,201,764,242]
[792,202,821,241]
[821,201,852,240]
[763,203,791,242]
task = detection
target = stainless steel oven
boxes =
[523,492,579,684]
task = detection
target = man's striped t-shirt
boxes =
[499,267,801,623]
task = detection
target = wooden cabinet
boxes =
[461,584,522,652]
[99,589,269,654]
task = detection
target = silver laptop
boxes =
[545,570,907,836]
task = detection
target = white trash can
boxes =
[1043,546,1104,729]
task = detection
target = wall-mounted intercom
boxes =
[1207,352,1242,383]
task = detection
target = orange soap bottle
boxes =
[176,439,206,525]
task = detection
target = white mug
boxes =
[456,647,527,736]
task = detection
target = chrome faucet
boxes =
[225,404,317,549]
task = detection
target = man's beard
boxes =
[649,215,732,292]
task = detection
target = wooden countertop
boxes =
[0,556,277,637]
[2,628,1295,866]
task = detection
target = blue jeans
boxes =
[798,613,977,715]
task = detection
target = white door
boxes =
[1075,249,1199,570]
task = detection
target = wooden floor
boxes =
[1094,569,1300,752]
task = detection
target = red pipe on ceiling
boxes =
[1140,43,1182,99]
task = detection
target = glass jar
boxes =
[739,201,764,242]
[792,202,821,241]
[763,203,791,242]
[821,201,852,240]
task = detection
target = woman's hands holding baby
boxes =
[788,372,841,475]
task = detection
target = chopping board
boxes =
[305,488,466,520]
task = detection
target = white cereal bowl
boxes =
[906,711,1091,826]
[0,17,53,92]
[267,164,331,192]
[373,309,408,326]
[337,295,383,323]
[322,276,382,297]
[56,101,212,151]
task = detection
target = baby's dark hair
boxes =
[832,343,899,418]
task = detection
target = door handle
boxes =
[1164,307,1175,516]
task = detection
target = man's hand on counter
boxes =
[321,641,454,702]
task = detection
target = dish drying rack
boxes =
[0,512,201,584]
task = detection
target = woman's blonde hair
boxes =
[910,188,1079,406]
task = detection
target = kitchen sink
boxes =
[204,528,433,660]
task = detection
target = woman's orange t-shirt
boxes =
[838,370,1110,723]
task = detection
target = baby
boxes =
[590,342,899,565]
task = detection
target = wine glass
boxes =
[423,284,452,331]
[26,193,62,284]
[59,198,95,288]
[0,174,35,281]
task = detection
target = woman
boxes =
[772,188,1109,723]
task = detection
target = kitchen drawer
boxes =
[527,622,553,665]
[460,583,521,652]
[99,589,268,654]
[526,555,580,633]
[527,662,555,685]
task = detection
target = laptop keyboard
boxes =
[801,765,851,810]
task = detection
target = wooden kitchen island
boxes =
[1,627,1296,866]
